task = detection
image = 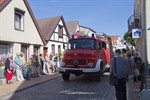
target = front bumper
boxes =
[58,67,100,74]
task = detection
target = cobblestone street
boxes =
[1,72,118,100]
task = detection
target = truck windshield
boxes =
[69,39,95,49]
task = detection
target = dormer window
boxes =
[14,8,25,31]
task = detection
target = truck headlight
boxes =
[87,62,94,67]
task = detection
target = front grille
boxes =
[66,59,86,65]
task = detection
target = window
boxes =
[21,45,28,60]
[34,46,39,55]
[69,39,95,49]
[0,44,11,64]
[58,25,63,38]
[102,42,106,49]
[98,42,102,50]
[14,8,25,31]
[58,45,61,54]
[51,44,55,56]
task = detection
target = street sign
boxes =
[132,29,142,38]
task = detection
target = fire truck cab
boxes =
[58,34,112,81]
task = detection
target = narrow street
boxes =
[1,72,116,100]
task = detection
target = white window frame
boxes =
[14,8,25,31]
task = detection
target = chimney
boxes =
[0,0,4,4]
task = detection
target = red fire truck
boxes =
[58,33,112,81]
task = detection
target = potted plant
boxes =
[0,63,5,67]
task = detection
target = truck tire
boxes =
[99,63,104,77]
[96,72,102,82]
[96,63,103,81]
[62,73,70,81]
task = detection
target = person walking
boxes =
[49,54,56,73]
[14,53,24,81]
[109,49,129,100]
[44,53,51,74]
[122,48,127,58]
[133,50,145,91]
[126,51,139,99]
[20,52,30,80]
[39,54,46,75]
[5,54,14,84]
[31,54,41,77]
[126,51,138,75]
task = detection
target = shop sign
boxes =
[132,29,142,38]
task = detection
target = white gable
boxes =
[47,18,69,54]
[0,0,43,45]
[50,19,68,42]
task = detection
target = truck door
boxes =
[101,42,107,65]
[98,41,106,65]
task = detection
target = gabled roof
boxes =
[65,21,79,34]
[0,0,11,12]
[80,25,96,33]
[37,16,69,41]
[78,31,85,36]
[0,0,46,45]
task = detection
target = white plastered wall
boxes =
[0,0,44,62]
[146,0,150,64]
[0,0,43,45]
[46,19,69,55]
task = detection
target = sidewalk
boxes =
[0,73,60,97]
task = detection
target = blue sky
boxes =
[28,0,134,38]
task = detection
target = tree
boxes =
[123,32,135,46]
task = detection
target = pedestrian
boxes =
[133,50,145,91]
[44,53,51,74]
[14,53,24,81]
[49,54,56,73]
[122,48,127,58]
[54,53,59,69]
[109,49,129,100]
[20,52,30,80]
[39,54,46,75]
[126,51,139,98]
[5,54,14,84]
[58,53,63,67]
[31,54,41,77]
[126,51,138,76]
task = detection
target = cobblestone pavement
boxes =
[0,72,60,98]
[0,72,139,100]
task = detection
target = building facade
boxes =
[37,16,70,56]
[79,25,96,37]
[0,0,45,63]
[65,21,80,38]
[128,0,150,75]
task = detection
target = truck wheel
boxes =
[62,73,70,81]
[96,64,103,81]
[96,72,102,82]
[99,64,104,77]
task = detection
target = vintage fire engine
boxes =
[58,33,112,81]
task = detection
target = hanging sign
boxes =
[132,29,142,38]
